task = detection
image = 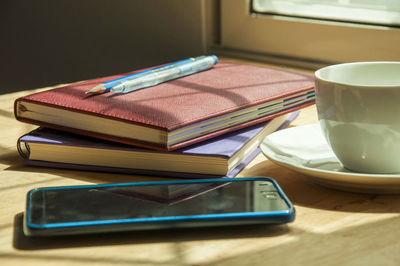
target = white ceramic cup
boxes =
[315,62,400,174]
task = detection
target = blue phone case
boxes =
[24,177,295,236]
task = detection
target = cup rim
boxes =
[315,61,400,88]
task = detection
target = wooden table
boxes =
[2,69,400,266]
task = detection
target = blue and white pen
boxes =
[86,55,218,94]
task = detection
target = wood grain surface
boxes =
[1,64,400,266]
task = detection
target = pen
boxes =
[86,55,218,94]
[86,58,194,94]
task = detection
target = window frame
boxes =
[219,0,400,67]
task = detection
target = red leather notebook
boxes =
[14,61,315,151]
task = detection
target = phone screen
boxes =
[26,178,293,235]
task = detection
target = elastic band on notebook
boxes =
[17,134,31,159]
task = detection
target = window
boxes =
[219,0,400,68]
[253,0,400,26]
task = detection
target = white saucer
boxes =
[260,124,400,194]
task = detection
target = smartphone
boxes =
[24,177,295,236]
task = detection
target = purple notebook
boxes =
[18,111,299,178]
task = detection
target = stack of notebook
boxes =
[14,60,315,178]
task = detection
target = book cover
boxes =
[14,61,314,151]
[18,112,299,178]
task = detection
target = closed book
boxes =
[17,112,298,178]
[14,61,314,151]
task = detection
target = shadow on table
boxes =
[6,153,400,216]
[248,160,400,214]
[13,212,290,251]
[3,162,169,185]
[12,211,400,264]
